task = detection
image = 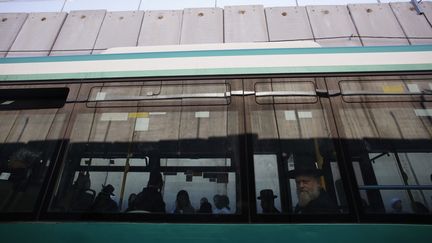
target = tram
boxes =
[0,42,431,242]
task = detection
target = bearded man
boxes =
[288,164,339,214]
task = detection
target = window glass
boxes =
[339,78,432,103]
[87,82,230,107]
[0,84,74,213]
[254,154,281,214]
[247,78,348,215]
[328,75,432,214]
[50,80,242,216]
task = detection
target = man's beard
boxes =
[297,186,320,207]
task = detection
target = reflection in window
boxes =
[249,78,347,215]
[0,108,68,212]
[50,80,241,216]
[334,76,432,215]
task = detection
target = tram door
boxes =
[50,80,244,214]
[244,78,350,216]
[326,75,432,215]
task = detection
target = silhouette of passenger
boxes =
[213,194,231,214]
[173,190,195,214]
[68,172,95,211]
[91,184,119,212]
[198,197,212,213]
[412,201,430,214]
[132,171,166,213]
[257,189,280,214]
[126,193,137,212]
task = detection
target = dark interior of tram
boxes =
[1,137,431,223]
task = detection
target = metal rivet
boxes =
[281,12,287,16]
[198,12,204,17]
[158,15,164,19]
[322,10,329,14]
[366,8,373,13]
[119,16,124,20]
[1,18,7,22]
[41,17,46,21]
[409,7,415,11]
[239,10,246,14]
[81,15,86,19]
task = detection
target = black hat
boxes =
[287,161,323,179]
[257,189,277,200]
[102,184,115,196]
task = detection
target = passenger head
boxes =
[200,197,209,205]
[74,172,91,190]
[147,171,163,190]
[288,161,323,208]
[199,197,212,213]
[213,194,223,209]
[128,193,137,209]
[257,189,277,213]
[295,174,321,207]
[391,198,402,212]
[176,190,192,209]
[412,201,429,214]
[101,184,115,196]
[220,195,230,210]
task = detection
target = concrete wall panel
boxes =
[0,13,27,57]
[390,2,432,45]
[299,0,377,5]
[307,5,362,47]
[7,12,66,57]
[348,3,409,46]
[50,10,106,56]
[265,6,313,42]
[138,10,182,46]
[180,8,223,44]
[93,11,144,54]
[224,5,269,43]
[420,1,432,32]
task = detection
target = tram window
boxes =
[254,154,281,214]
[79,158,148,167]
[87,82,230,107]
[0,85,73,213]
[50,80,242,217]
[247,78,348,216]
[255,81,317,104]
[162,170,236,214]
[328,75,432,215]
[339,78,432,103]
[354,152,432,214]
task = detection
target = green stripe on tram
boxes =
[0,45,431,64]
[0,223,431,243]
[0,64,431,81]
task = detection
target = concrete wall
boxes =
[1,2,432,57]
